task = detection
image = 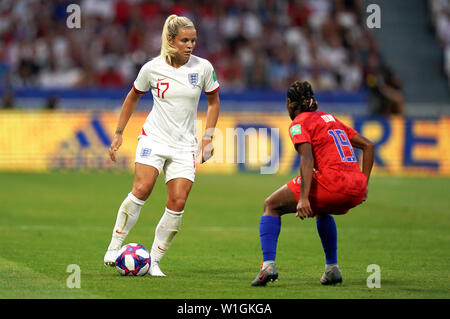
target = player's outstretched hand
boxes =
[296,197,313,220]
[201,137,214,163]
[109,134,123,162]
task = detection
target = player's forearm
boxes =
[351,134,374,184]
[115,89,140,134]
[299,152,314,200]
[361,143,374,183]
[204,98,220,137]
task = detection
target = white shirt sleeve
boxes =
[203,60,220,94]
[133,62,151,94]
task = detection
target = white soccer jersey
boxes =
[133,55,220,151]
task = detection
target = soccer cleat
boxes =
[320,265,342,285]
[103,249,119,267]
[250,263,278,286]
[149,262,166,277]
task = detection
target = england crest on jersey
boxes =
[188,73,198,86]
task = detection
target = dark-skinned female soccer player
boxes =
[251,81,374,286]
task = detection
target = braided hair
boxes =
[286,81,318,116]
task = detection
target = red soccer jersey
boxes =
[288,111,367,196]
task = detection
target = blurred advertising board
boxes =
[0,111,448,176]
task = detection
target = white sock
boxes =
[263,260,275,268]
[151,207,183,264]
[107,192,145,251]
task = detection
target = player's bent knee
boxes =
[263,197,281,217]
[263,197,272,212]
[166,198,186,212]
[132,182,153,201]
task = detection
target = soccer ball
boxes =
[115,243,150,276]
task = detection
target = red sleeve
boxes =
[343,124,358,140]
[336,118,358,140]
[289,120,311,148]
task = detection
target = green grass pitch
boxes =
[0,171,449,299]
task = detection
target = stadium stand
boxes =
[0,0,384,91]
[0,0,447,115]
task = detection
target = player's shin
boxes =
[259,215,281,267]
[108,192,145,251]
[316,214,338,266]
[250,215,281,286]
[150,207,183,264]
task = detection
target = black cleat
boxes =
[251,263,279,287]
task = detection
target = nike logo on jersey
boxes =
[157,77,167,82]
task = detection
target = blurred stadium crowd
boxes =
[0,0,390,93]
[428,0,450,86]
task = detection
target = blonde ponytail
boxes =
[160,15,195,65]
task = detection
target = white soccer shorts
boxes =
[135,135,197,183]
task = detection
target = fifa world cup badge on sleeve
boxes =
[290,124,301,137]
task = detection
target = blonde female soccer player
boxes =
[103,15,220,277]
